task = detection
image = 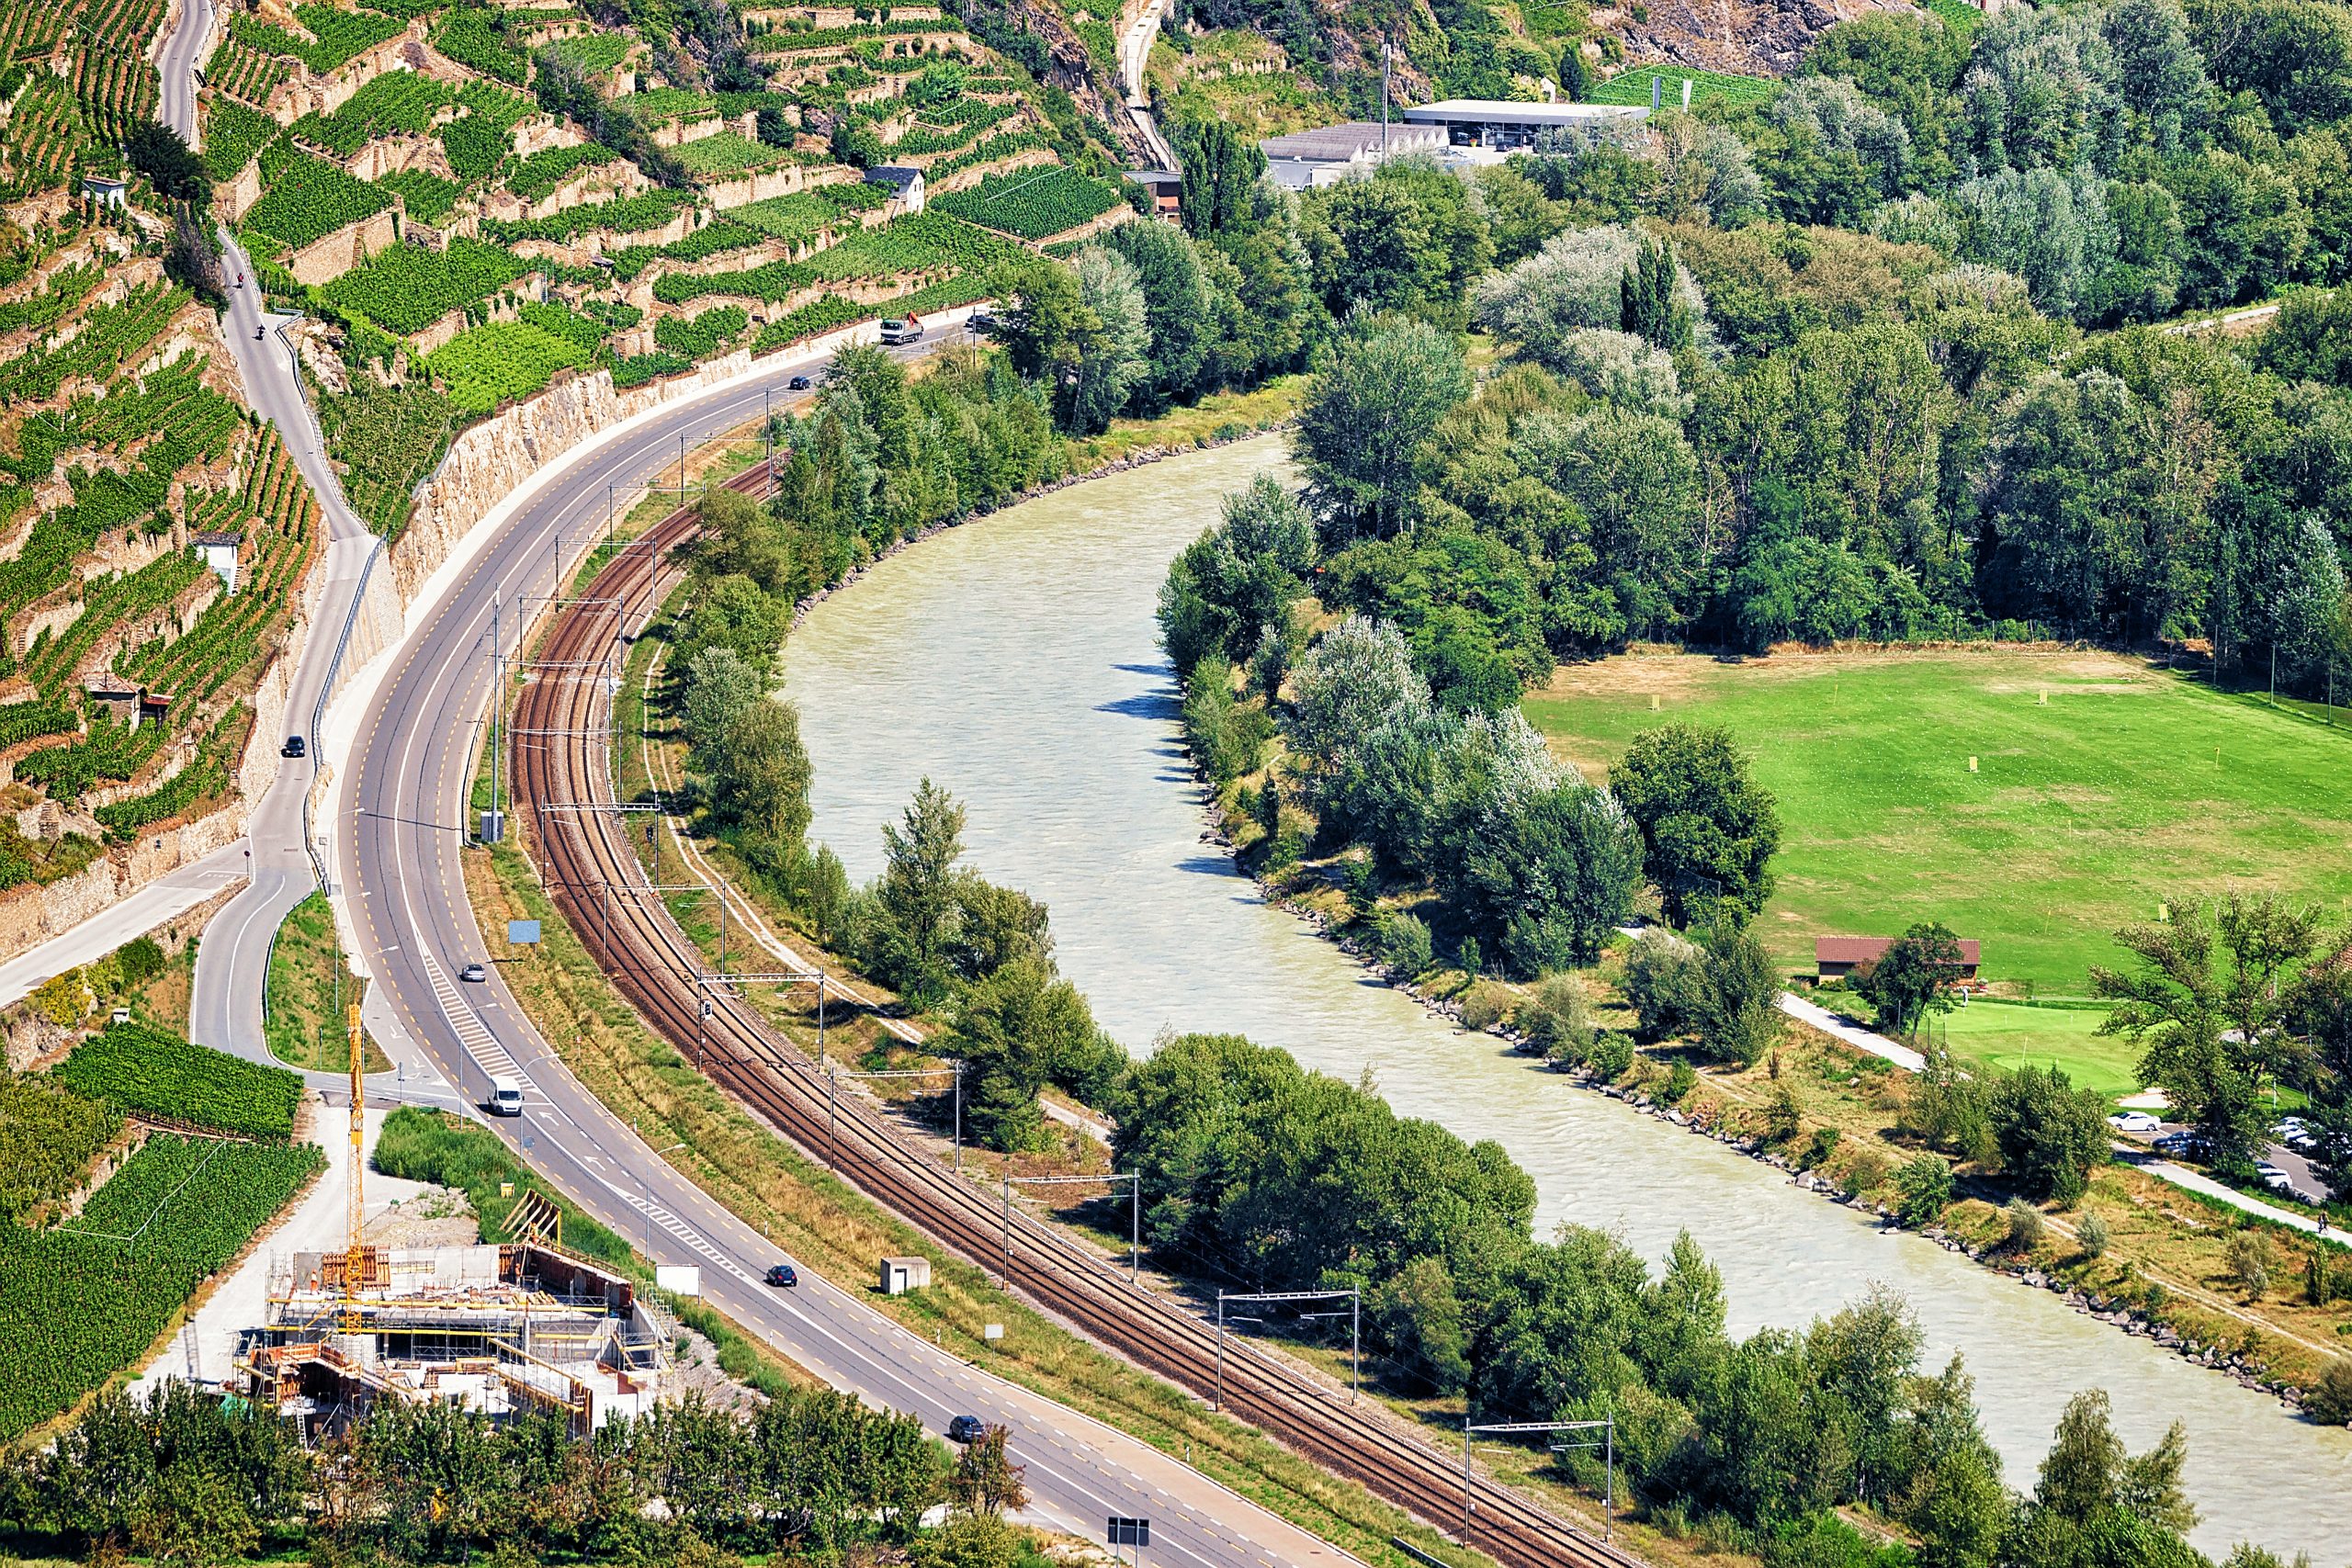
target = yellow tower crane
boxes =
[341,1002,366,1332]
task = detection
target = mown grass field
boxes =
[1525,649,2352,1004]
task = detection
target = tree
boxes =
[1097,219,1212,411]
[1988,1065,2109,1205]
[675,574,788,681]
[870,779,967,1007]
[1457,782,1645,974]
[1853,922,1970,1041]
[163,208,225,305]
[2092,895,2328,1170]
[1611,724,1781,928]
[1299,160,1495,329]
[1157,474,1317,677]
[1620,234,1694,352]
[126,120,209,202]
[1622,926,1707,1040]
[1062,245,1153,434]
[947,1427,1026,1517]
[1174,116,1267,236]
[949,957,1123,1151]
[1691,919,1782,1066]
[1371,1255,1471,1392]
[682,647,764,773]
[1295,312,1471,544]
[707,700,811,872]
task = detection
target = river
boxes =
[781,435,2349,1560]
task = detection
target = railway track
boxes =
[507,469,1645,1568]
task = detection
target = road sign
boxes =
[1108,1517,1148,1547]
[508,919,542,944]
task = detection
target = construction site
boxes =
[231,1012,673,1438]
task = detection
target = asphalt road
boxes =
[155,0,387,1072]
[339,338,1350,1568]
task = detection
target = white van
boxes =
[487,1076,525,1117]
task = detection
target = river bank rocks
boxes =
[1195,791,2333,1420]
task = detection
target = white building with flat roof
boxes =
[1400,98,1649,149]
[1259,119,1447,189]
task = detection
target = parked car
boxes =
[946,1416,988,1443]
[764,1263,797,1288]
[787,374,811,390]
[2153,1131,2198,1156]
[2257,1162,2294,1193]
[2108,1111,2162,1134]
[459,962,488,982]
[280,734,306,759]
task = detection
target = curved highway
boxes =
[337,339,1365,1568]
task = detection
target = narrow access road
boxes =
[339,333,1360,1568]
[155,0,389,1079]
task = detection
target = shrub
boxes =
[1664,1060,1698,1103]
[1459,980,1513,1032]
[1894,1153,1954,1226]
[2227,1230,2271,1300]
[2005,1198,2044,1252]
[2075,1209,2109,1259]
[1803,1125,1841,1169]
[1517,973,1594,1061]
[1622,926,1702,1041]
[2305,1358,2352,1426]
[1766,1081,1803,1142]
[1374,911,1434,978]
[1988,1064,2108,1206]
[1587,1030,1634,1079]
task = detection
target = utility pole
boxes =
[1380,32,1391,159]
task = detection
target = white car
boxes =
[2109,1111,2163,1134]
[2256,1163,2293,1192]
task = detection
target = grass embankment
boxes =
[263,891,390,1074]
[1589,1021,2352,1396]
[1527,647,2352,1081]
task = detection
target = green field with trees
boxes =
[1523,649,2352,993]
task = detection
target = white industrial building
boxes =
[1259,120,1447,189]
[1400,99,1649,150]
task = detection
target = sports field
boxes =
[1526,649,2352,1004]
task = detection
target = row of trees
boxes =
[1112,1031,2261,1568]
[0,1381,1035,1568]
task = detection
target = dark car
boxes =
[787,374,811,390]
[765,1263,798,1288]
[459,962,488,983]
[281,735,306,759]
[946,1416,988,1443]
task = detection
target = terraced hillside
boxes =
[1,0,318,878]
[198,0,1141,451]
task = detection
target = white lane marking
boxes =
[416,946,529,1084]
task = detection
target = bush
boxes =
[1765,1081,1803,1142]
[2305,1357,2352,1426]
[1803,1126,1841,1169]
[1988,1064,2108,1206]
[1622,926,1703,1041]
[1664,1060,1698,1102]
[2075,1209,2109,1258]
[1588,1030,1634,1079]
[1374,911,1434,978]
[1894,1153,1954,1226]
[1460,981,1514,1032]
[1517,973,1593,1060]
[2226,1230,2271,1300]
[2004,1198,2044,1252]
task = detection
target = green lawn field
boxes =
[1526,649,2352,999]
